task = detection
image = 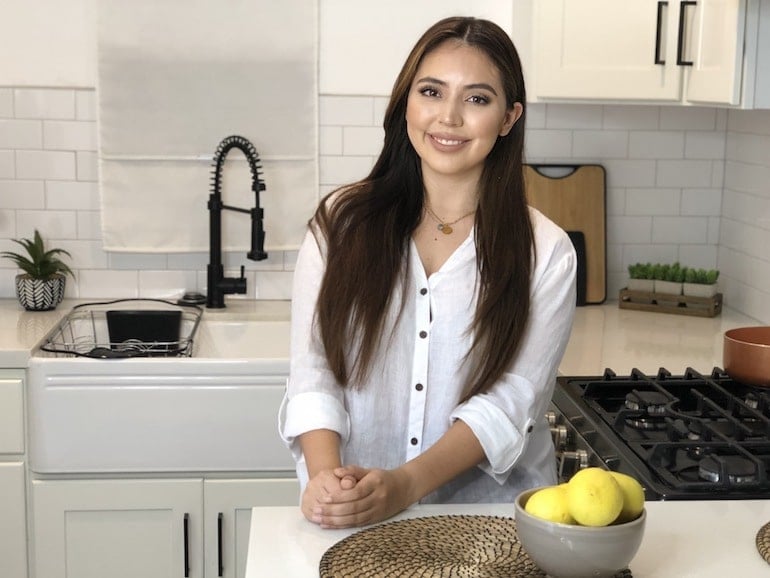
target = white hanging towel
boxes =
[98,0,318,252]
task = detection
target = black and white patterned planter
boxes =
[15,273,66,311]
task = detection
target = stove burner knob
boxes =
[550,424,569,450]
[559,449,589,480]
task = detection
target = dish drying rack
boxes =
[39,299,203,359]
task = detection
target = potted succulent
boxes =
[654,262,685,296]
[683,268,719,299]
[627,262,654,303]
[1,229,73,311]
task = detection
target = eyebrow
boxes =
[415,76,499,97]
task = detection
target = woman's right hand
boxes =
[301,469,357,523]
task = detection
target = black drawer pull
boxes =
[183,513,190,577]
[677,1,697,66]
[655,1,668,64]
[218,512,224,577]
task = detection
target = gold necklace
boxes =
[424,203,476,235]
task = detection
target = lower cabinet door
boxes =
[204,478,299,578]
[0,462,27,578]
[32,479,203,578]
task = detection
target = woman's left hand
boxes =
[310,465,415,528]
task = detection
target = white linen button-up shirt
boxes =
[280,207,576,504]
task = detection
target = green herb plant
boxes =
[1,229,74,280]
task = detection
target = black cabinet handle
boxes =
[183,513,190,578]
[655,1,668,64]
[218,512,224,577]
[677,1,697,66]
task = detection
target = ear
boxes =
[499,102,524,137]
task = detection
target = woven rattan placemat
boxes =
[757,521,770,564]
[319,515,633,577]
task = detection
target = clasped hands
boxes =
[301,465,415,529]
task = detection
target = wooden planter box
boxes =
[618,288,722,318]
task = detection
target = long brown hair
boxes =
[312,16,532,401]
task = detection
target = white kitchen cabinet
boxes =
[31,477,299,578]
[0,373,28,578]
[533,0,764,106]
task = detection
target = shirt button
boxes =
[527,424,534,433]
[415,383,424,391]
[420,288,427,295]
[419,331,427,339]
[410,437,418,446]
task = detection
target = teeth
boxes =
[433,136,463,146]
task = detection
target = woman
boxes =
[280,16,576,529]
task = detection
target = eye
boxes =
[467,94,490,105]
[418,86,441,98]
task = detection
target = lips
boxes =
[429,133,468,148]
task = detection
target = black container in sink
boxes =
[106,309,182,354]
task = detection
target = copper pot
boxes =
[723,327,770,387]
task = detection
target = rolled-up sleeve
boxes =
[278,229,351,459]
[452,217,577,483]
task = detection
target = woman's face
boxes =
[406,41,522,187]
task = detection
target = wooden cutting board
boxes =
[524,164,606,304]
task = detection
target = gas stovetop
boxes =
[550,367,770,500]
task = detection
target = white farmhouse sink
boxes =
[27,300,295,475]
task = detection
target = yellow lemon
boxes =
[609,471,645,523]
[566,467,623,527]
[524,485,576,524]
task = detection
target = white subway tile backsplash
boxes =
[45,181,99,210]
[684,131,725,159]
[602,160,656,188]
[680,188,722,216]
[572,130,628,159]
[43,120,97,151]
[656,160,713,188]
[138,270,198,299]
[524,129,572,159]
[727,109,770,136]
[678,244,718,269]
[0,151,14,178]
[319,126,343,155]
[0,180,45,209]
[75,91,96,121]
[14,89,75,120]
[15,210,77,240]
[16,150,76,180]
[320,96,374,126]
[76,151,98,181]
[628,131,684,159]
[343,126,384,156]
[76,210,101,240]
[625,188,680,216]
[320,155,374,186]
[659,107,717,130]
[608,216,653,244]
[526,104,546,129]
[77,270,138,299]
[546,104,602,129]
[2,87,769,320]
[0,90,12,118]
[603,106,659,130]
[0,119,42,149]
[652,216,709,244]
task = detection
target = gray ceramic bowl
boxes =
[514,487,646,578]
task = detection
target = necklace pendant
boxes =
[439,224,453,235]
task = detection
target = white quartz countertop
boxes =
[244,500,770,577]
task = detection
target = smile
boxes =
[430,134,467,146]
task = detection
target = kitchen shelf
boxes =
[618,289,722,318]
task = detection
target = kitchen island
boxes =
[244,500,770,577]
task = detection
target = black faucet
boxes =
[207,135,267,308]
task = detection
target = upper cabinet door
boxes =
[533,0,745,105]
[534,0,682,101]
[684,0,745,105]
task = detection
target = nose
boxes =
[438,99,462,127]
